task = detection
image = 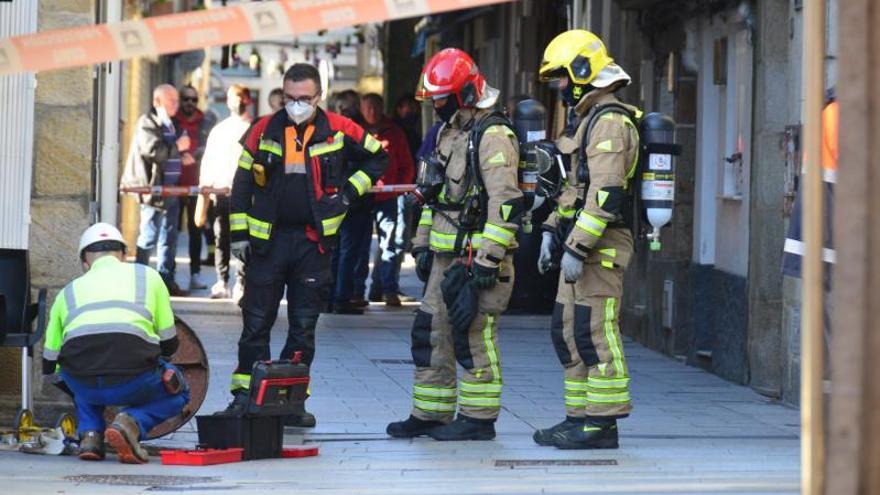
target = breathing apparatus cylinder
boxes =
[513,99,549,233]
[639,113,680,251]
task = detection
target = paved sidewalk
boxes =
[0,238,800,494]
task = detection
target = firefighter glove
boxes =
[413,248,433,283]
[538,231,554,275]
[231,240,250,264]
[471,262,498,290]
[560,251,584,283]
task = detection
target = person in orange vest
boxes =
[782,89,837,357]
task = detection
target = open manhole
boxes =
[495,459,617,468]
[64,475,219,487]
[371,358,414,365]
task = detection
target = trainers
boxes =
[386,415,445,438]
[105,413,149,464]
[552,418,619,450]
[350,296,369,308]
[210,281,230,299]
[78,430,105,461]
[533,417,586,446]
[166,280,190,297]
[284,410,317,428]
[427,415,496,441]
[397,292,417,303]
[190,273,207,290]
[383,293,402,307]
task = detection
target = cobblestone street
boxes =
[0,257,800,494]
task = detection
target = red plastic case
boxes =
[160,448,244,465]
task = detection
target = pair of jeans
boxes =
[61,361,189,439]
[180,196,202,276]
[334,203,373,304]
[368,198,400,295]
[136,198,181,284]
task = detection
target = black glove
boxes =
[341,182,359,207]
[471,262,498,290]
[414,248,433,283]
[448,280,479,336]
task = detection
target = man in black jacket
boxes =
[225,64,388,426]
[121,84,193,296]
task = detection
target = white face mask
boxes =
[286,100,315,125]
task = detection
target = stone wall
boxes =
[0,0,95,424]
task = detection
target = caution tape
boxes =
[0,0,512,76]
[120,184,416,197]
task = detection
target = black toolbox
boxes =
[196,414,283,460]
[196,355,310,460]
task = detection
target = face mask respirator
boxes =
[286,100,316,125]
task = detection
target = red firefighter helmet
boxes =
[416,48,491,108]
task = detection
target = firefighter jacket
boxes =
[543,91,641,261]
[413,108,522,269]
[42,256,178,378]
[229,108,388,253]
[120,109,185,208]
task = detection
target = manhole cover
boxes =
[371,359,414,365]
[495,459,617,468]
[65,475,219,486]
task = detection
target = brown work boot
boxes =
[105,413,149,464]
[78,430,105,461]
[383,293,402,307]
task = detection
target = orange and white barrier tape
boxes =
[0,0,511,76]
[120,184,416,197]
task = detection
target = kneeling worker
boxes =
[42,223,189,463]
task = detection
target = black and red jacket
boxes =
[230,108,388,253]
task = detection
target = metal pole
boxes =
[21,347,30,410]
[99,0,122,225]
[801,0,826,494]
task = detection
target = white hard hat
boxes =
[78,222,127,257]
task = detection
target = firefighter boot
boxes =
[78,430,105,461]
[428,415,496,441]
[219,390,249,415]
[284,402,317,428]
[386,415,445,438]
[105,413,149,464]
[552,417,619,450]
[533,416,586,446]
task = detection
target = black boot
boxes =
[217,391,249,416]
[386,415,445,438]
[428,415,496,441]
[552,417,619,450]
[533,416,586,446]
[285,410,317,428]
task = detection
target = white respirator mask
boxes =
[286,100,316,125]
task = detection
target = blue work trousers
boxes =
[61,361,189,439]
[136,199,181,284]
[334,204,373,304]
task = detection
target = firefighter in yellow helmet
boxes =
[533,30,641,449]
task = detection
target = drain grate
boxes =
[495,459,617,468]
[371,358,414,365]
[65,475,219,487]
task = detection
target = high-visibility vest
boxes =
[43,256,176,376]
